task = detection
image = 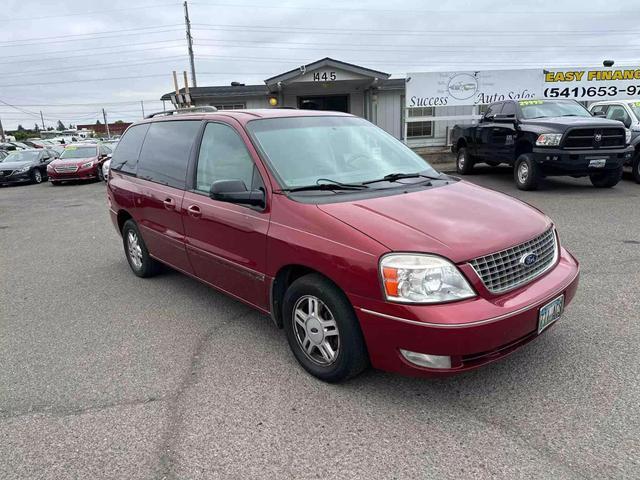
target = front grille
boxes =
[470,229,558,294]
[563,127,625,149]
[54,165,78,173]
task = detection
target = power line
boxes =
[4,56,187,78]
[0,28,184,49]
[3,3,178,22]
[0,39,184,61]
[0,24,184,46]
[192,23,640,37]
[189,1,627,15]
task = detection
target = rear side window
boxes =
[501,102,516,116]
[137,120,201,189]
[110,124,150,174]
[484,103,503,118]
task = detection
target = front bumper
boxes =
[350,247,579,377]
[47,165,98,181]
[532,145,633,175]
[0,170,31,184]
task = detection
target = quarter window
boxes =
[110,124,150,175]
[195,122,256,193]
[137,120,201,189]
[484,103,503,119]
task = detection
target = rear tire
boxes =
[632,153,640,184]
[122,219,161,278]
[590,167,623,188]
[456,147,474,175]
[282,274,369,383]
[50,181,61,186]
[514,153,540,190]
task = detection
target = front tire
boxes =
[632,152,640,184]
[122,219,161,278]
[31,168,43,184]
[97,166,105,182]
[590,167,623,188]
[514,153,540,190]
[282,274,368,383]
[456,147,474,175]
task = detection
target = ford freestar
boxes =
[107,108,580,382]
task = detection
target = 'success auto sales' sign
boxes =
[406,66,640,107]
[406,69,540,107]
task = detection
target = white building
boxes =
[161,57,473,149]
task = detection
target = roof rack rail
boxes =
[145,106,218,119]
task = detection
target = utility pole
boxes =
[140,100,145,118]
[40,111,45,130]
[0,115,5,142]
[184,1,197,87]
[102,108,111,139]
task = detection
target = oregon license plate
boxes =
[588,159,607,168]
[538,295,564,334]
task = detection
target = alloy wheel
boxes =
[33,170,42,183]
[518,162,529,184]
[127,230,143,269]
[458,152,465,169]
[292,295,340,366]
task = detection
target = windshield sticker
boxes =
[519,100,544,106]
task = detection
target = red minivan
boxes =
[107,109,579,382]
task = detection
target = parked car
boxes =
[47,143,111,184]
[0,148,58,185]
[589,99,640,183]
[107,109,580,382]
[451,99,634,190]
[102,157,111,182]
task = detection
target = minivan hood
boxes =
[317,181,552,263]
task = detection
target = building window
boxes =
[209,103,245,110]
[406,106,434,138]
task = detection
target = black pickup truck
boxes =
[451,99,634,190]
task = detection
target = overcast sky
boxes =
[1,0,639,130]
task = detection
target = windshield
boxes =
[247,116,438,189]
[60,146,97,159]
[2,150,39,163]
[628,102,640,121]
[519,100,591,119]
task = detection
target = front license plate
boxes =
[538,295,564,334]
[588,159,607,168]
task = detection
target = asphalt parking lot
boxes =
[1,169,639,480]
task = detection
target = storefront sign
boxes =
[543,67,640,100]
[406,69,541,107]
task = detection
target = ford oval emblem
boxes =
[520,252,538,267]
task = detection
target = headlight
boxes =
[80,160,94,168]
[18,165,31,173]
[380,254,475,303]
[625,128,632,144]
[536,133,562,146]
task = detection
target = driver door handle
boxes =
[163,198,176,210]
[187,204,202,218]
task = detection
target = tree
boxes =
[95,119,102,125]
[34,124,40,132]
[17,124,25,131]
[115,120,124,124]
[56,120,66,130]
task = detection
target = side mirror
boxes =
[209,179,265,208]
[592,112,606,118]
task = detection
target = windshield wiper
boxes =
[362,172,439,185]
[282,178,369,193]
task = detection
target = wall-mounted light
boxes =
[268,97,278,106]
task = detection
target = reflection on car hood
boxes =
[0,161,33,169]
[317,181,552,263]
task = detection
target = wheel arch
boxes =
[270,264,344,329]
[116,209,133,234]
[515,140,533,160]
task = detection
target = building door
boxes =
[298,95,349,113]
